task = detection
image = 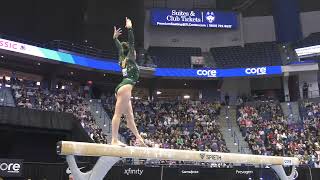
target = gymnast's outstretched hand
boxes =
[113,26,122,39]
[125,17,132,29]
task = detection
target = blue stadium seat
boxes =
[148,46,202,68]
[210,42,282,68]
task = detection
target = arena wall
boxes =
[242,16,276,43]
[220,78,251,104]
[300,11,320,37]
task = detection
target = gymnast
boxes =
[111,17,147,147]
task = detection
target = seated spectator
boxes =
[102,97,228,154]
[11,79,108,144]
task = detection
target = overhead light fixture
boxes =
[70,71,74,75]
[37,62,41,66]
[36,82,41,86]
[156,91,162,95]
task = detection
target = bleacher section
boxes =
[293,32,320,61]
[294,32,320,48]
[148,46,202,68]
[210,42,282,68]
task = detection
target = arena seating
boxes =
[294,32,320,48]
[102,97,229,153]
[293,32,320,61]
[148,46,202,68]
[9,79,108,144]
[238,100,320,166]
[210,42,282,68]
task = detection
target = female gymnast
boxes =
[111,17,147,147]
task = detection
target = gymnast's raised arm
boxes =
[113,26,124,58]
[125,17,136,60]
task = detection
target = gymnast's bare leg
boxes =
[125,99,147,147]
[111,85,131,146]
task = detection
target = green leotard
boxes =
[114,28,140,94]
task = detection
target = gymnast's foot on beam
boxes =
[111,139,127,147]
[136,137,148,147]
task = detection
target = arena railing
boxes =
[1,34,119,60]
[46,40,118,60]
[232,131,240,152]
[303,90,320,99]
[0,86,9,107]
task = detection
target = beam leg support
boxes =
[271,165,297,180]
[66,155,120,180]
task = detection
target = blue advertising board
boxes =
[155,66,282,78]
[151,8,238,29]
[0,38,282,79]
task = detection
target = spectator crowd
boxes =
[237,100,320,166]
[4,75,320,167]
[103,98,229,153]
[9,79,108,144]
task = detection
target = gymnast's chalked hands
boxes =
[125,17,132,29]
[113,26,122,39]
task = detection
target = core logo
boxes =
[197,70,217,78]
[124,168,144,176]
[0,163,20,173]
[245,67,267,75]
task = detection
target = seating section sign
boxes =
[151,8,238,29]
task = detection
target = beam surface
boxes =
[57,141,299,166]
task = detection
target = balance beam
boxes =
[57,141,299,180]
